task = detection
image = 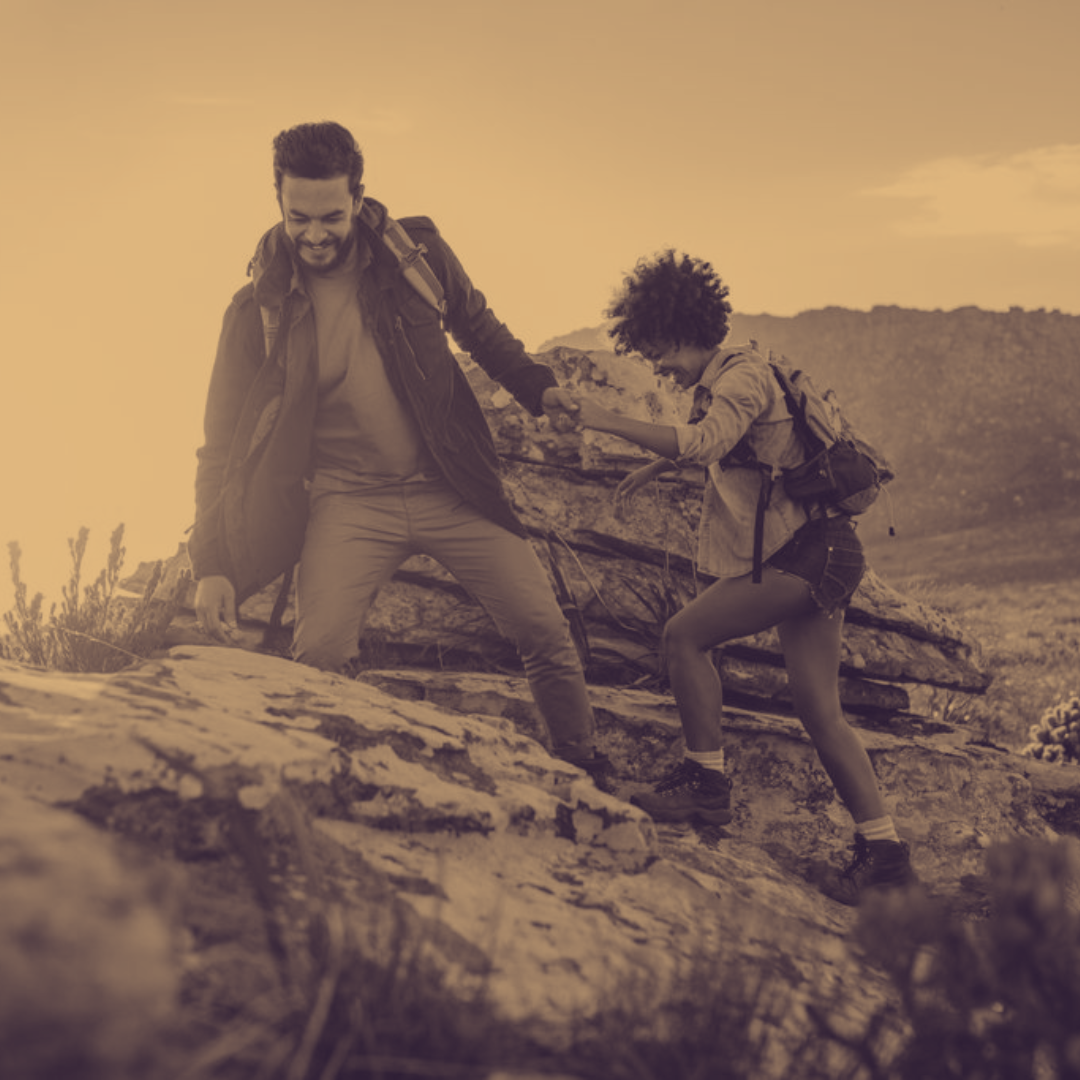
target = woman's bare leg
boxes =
[661,570,815,751]
[777,608,886,823]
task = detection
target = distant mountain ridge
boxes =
[539,306,1080,540]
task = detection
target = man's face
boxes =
[279,173,363,273]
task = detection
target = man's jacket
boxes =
[189,198,557,602]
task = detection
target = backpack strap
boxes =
[360,204,448,323]
[751,470,775,584]
[769,361,829,456]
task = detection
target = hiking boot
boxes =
[822,835,919,906]
[554,746,617,793]
[630,759,732,825]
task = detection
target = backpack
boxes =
[737,345,895,582]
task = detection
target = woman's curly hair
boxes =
[605,250,732,356]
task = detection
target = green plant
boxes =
[1,525,186,673]
[562,949,849,1080]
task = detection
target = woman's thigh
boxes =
[665,569,816,652]
[777,605,845,726]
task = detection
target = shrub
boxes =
[816,837,1080,1079]
[1022,693,1080,766]
[0,525,186,673]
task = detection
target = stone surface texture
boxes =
[2,647,1077,1076]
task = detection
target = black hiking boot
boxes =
[822,835,920,906]
[630,759,732,825]
[554,745,617,794]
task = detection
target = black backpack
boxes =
[728,346,895,582]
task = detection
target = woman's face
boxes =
[641,341,714,389]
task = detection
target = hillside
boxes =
[540,307,1080,541]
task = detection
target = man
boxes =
[189,121,605,776]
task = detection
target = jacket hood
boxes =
[247,197,391,308]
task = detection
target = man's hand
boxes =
[194,575,239,643]
[541,387,581,433]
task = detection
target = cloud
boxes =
[867,144,1080,248]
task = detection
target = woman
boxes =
[569,250,916,905]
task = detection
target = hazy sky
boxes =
[3,0,1078,606]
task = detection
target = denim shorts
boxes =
[765,515,865,613]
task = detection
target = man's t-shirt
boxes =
[303,243,437,492]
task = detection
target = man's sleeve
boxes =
[188,292,263,579]
[417,225,557,416]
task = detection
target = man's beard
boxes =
[299,230,356,274]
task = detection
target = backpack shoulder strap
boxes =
[360,203,447,322]
[768,360,831,456]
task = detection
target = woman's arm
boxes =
[575,397,681,459]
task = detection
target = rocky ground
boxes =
[3,644,1079,1078]
[5,347,1079,1078]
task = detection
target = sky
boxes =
[2,0,1079,609]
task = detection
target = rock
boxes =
[1,649,1075,1074]
[0,782,179,1080]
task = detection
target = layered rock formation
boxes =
[159,348,989,719]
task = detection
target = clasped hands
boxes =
[540,388,655,517]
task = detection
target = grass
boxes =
[153,784,830,1080]
[878,576,1080,751]
[863,511,1080,753]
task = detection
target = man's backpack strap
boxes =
[360,203,447,323]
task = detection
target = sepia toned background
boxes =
[2,0,1078,606]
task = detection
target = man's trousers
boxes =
[293,480,595,749]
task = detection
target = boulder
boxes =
[0,775,178,1079]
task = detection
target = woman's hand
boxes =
[614,459,675,519]
[571,394,621,432]
[559,392,682,459]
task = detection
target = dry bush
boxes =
[1,524,187,672]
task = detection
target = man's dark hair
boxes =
[272,122,365,199]
[605,250,732,355]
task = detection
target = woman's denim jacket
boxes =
[672,344,809,578]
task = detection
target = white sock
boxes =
[855,816,900,843]
[686,748,726,773]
